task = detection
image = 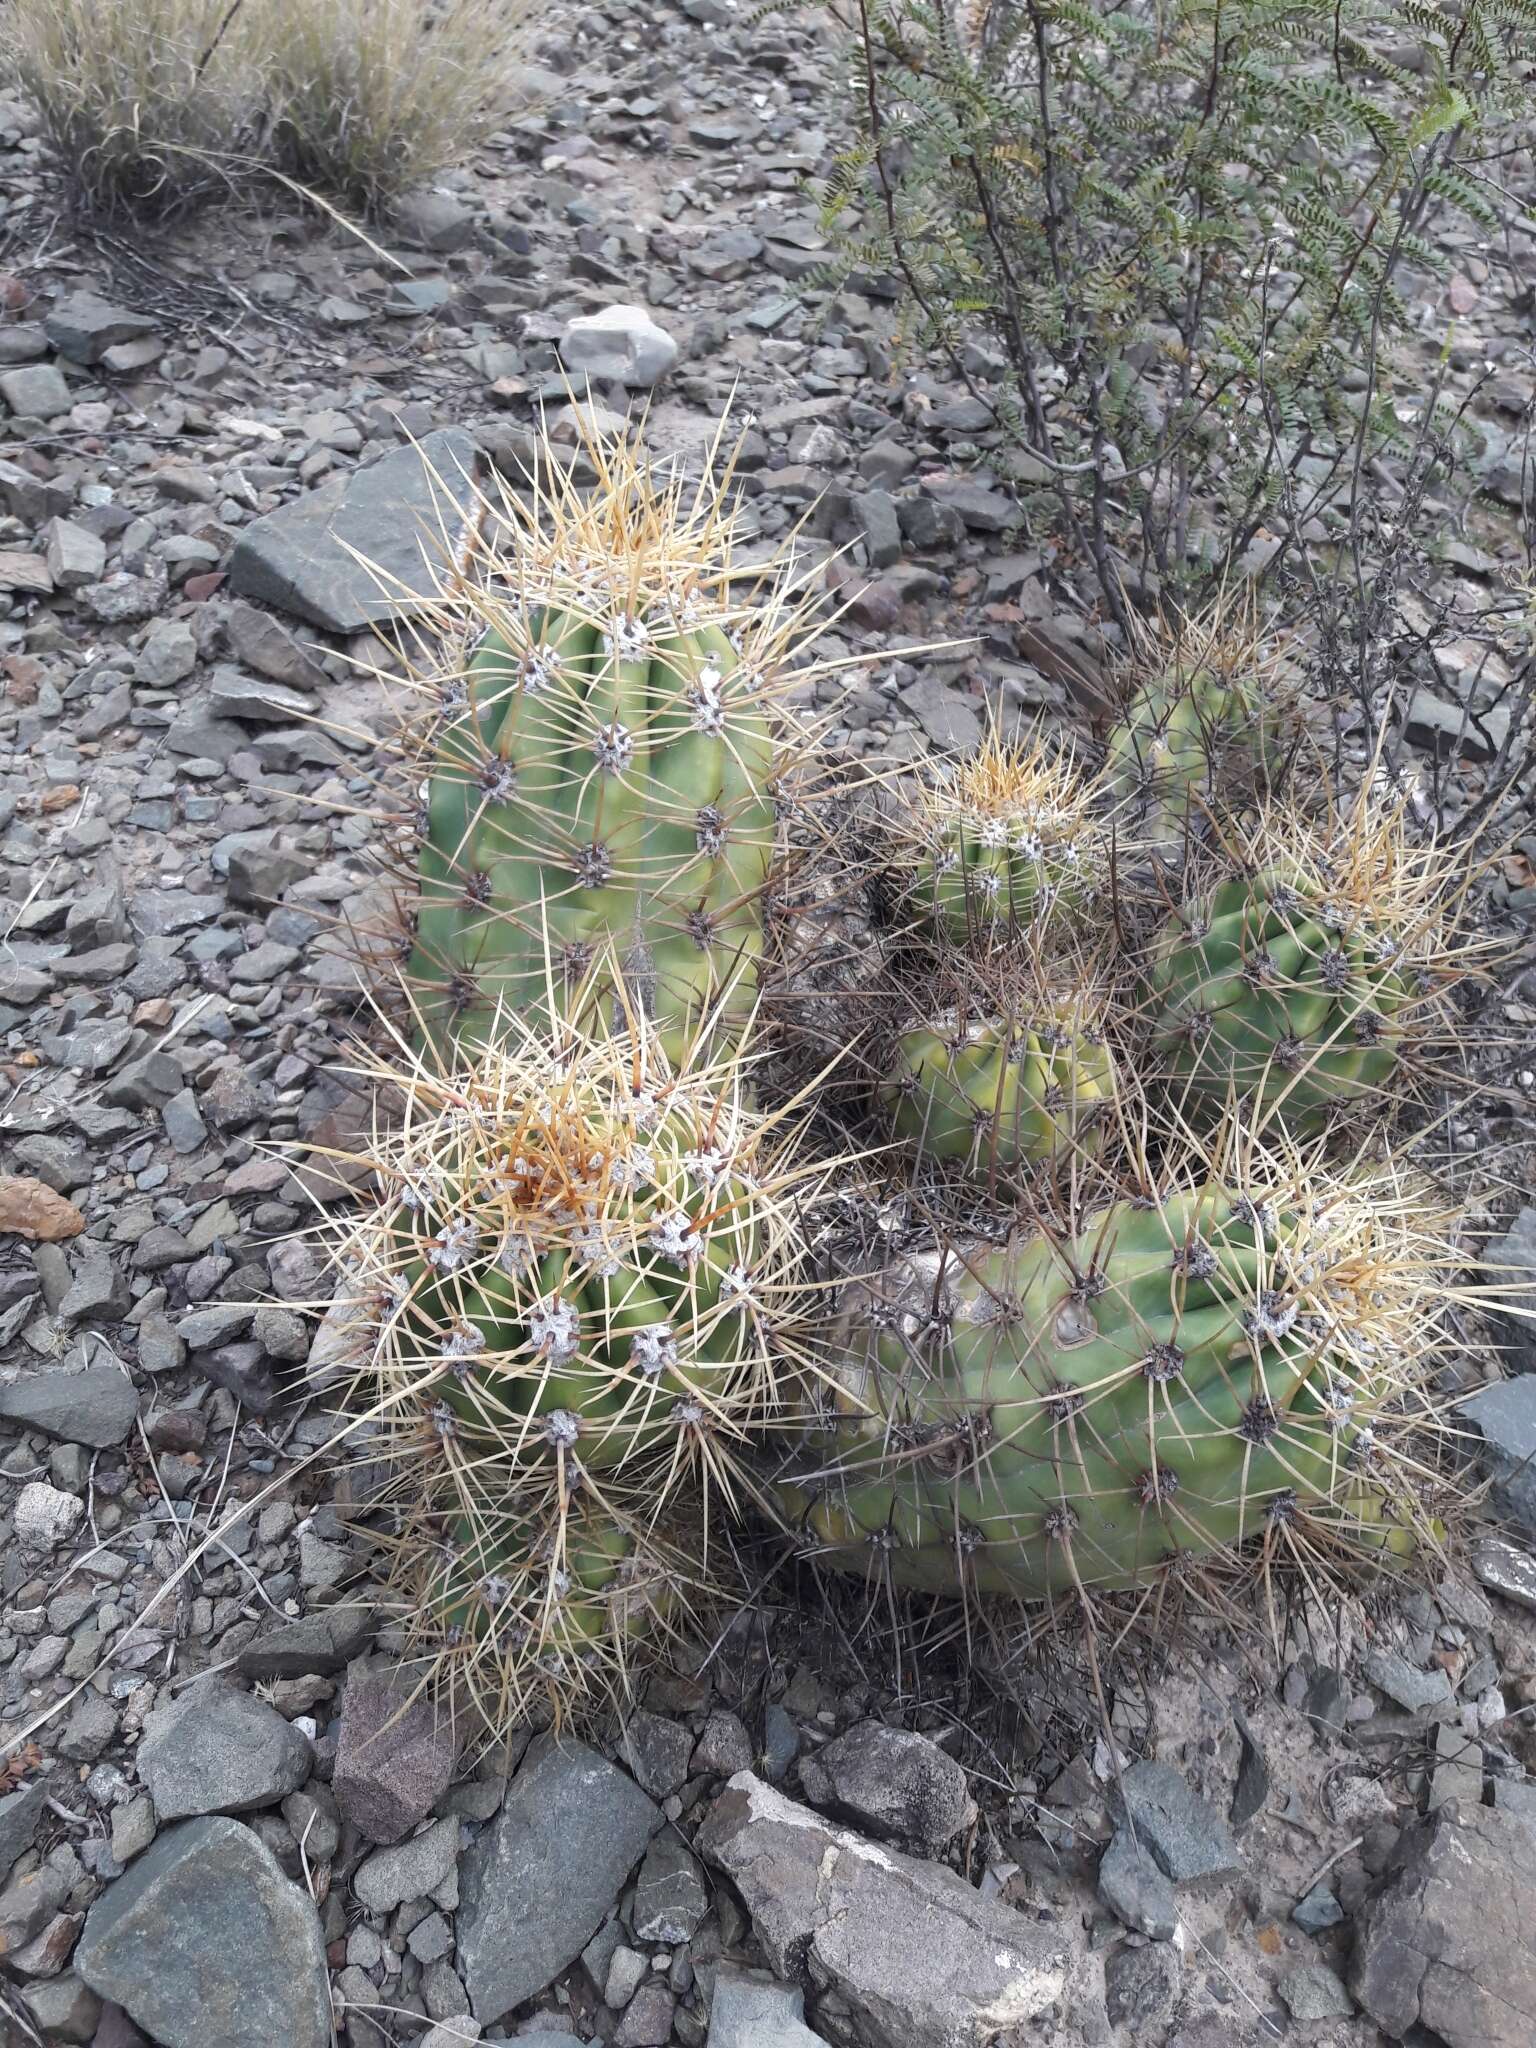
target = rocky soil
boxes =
[1,2,1536,2045]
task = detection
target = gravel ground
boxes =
[1,2,1536,2043]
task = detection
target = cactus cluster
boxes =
[327,422,1492,1729]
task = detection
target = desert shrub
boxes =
[263,0,529,214]
[816,0,1536,626]
[2,0,268,217]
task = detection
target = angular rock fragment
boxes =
[698,1773,1070,2048]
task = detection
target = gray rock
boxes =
[620,1708,694,1798]
[208,665,315,724]
[225,602,328,692]
[15,1479,85,1547]
[1292,1881,1344,1933]
[228,428,479,631]
[898,674,983,752]
[0,1781,47,1881]
[0,1363,138,1446]
[1104,1939,1182,2030]
[332,1662,457,1842]
[137,1682,311,1819]
[58,1246,130,1325]
[238,1606,376,1681]
[1404,688,1505,762]
[698,1773,1069,2048]
[1108,1761,1239,1883]
[136,617,198,686]
[852,490,902,568]
[1278,1963,1354,2020]
[632,1830,709,1943]
[44,516,106,588]
[798,1722,974,1851]
[1363,1646,1454,1714]
[1230,1713,1269,1829]
[1487,1207,1536,1374]
[559,305,678,388]
[708,1965,827,2048]
[456,1734,660,2023]
[1098,1827,1178,1940]
[392,186,476,251]
[1473,1534,1536,1612]
[919,475,1018,532]
[44,290,158,365]
[1351,1802,1536,2046]
[0,363,72,419]
[615,1983,674,2046]
[1462,1377,1536,1534]
[20,1975,100,2043]
[353,1813,460,1913]
[75,1815,329,2048]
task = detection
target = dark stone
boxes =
[238,1606,375,1680]
[228,429,479,631]
[0,1363,138,1446]
[136,1682,311,1819]
[632,1831,709,1943]
[1108,1762,1239,1883]
[1350,1802,1536,2046]
[1487,1208,1536,1374]
[1098,1827,1179,1940]
[1104,1939,1182,2031]
[332,1661,458,1843]
[75,1816,329,2048]
[0,1782,47,1880]
[797,1721,973,1851]
[619,1709,693,1799]
[1230,1712,1270,1829]
[1463,1377,1536,1534]
[455,1734,660,2023]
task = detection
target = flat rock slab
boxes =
[0,1363,138,1446]
[456,1733,660,2023]
[698,1772,1070,2048]
[1351,1801,1536,2045]
[228,428,479,632]
[75,1815,330,2048]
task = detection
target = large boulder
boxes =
[75,1816,330,2048]
[1350,1801,1536,2046]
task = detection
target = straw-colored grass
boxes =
[265,0,528,215]
[2,0,529,220]
[3,0,268,217]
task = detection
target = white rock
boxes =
[559,304,679,389]
[15,1480,86,1548]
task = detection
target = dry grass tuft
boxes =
[3,0,530,220]
[264,0,530,216]
[3,0,268,218]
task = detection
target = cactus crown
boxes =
[894,724,1112,942]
